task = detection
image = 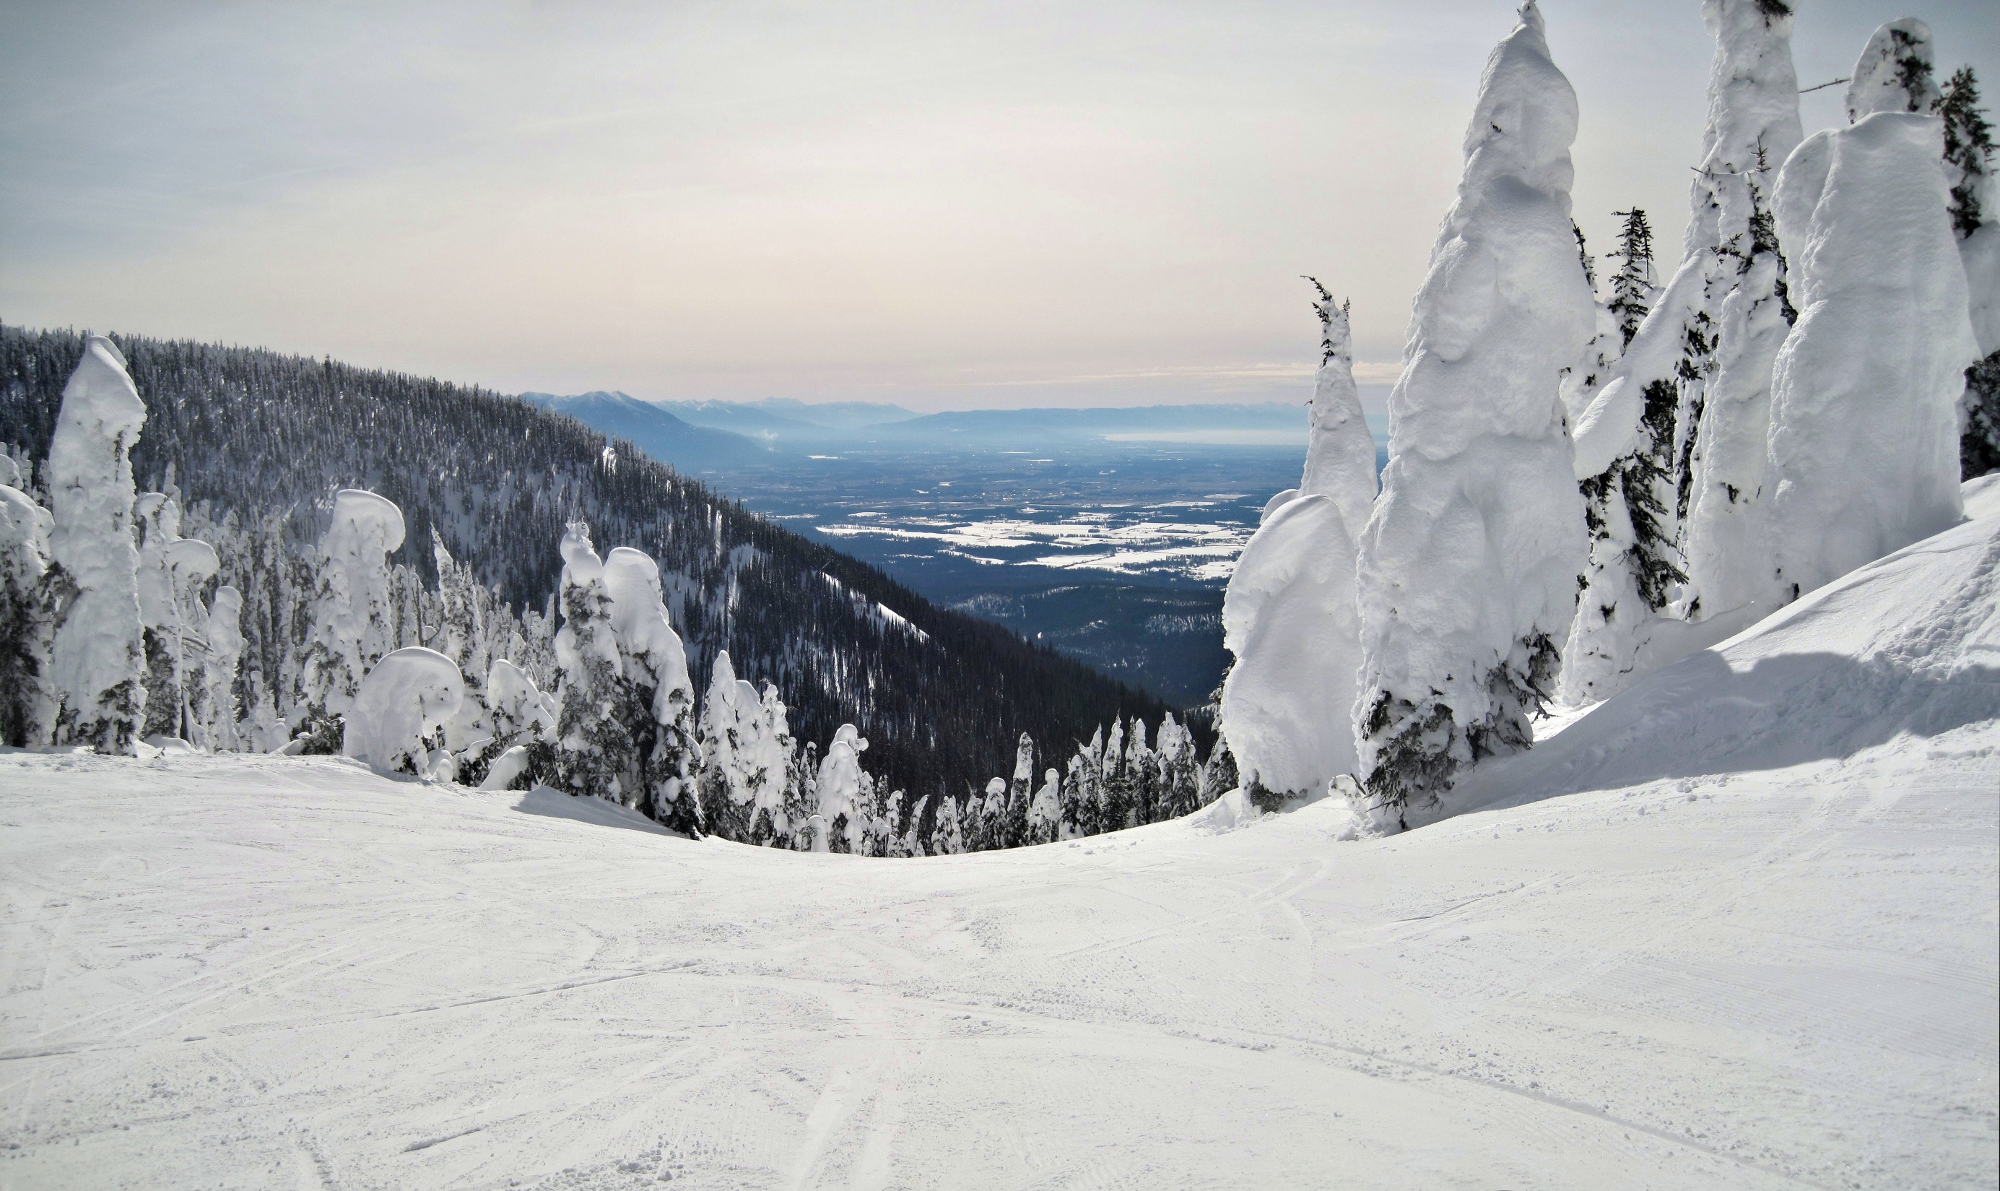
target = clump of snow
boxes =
[342,646,464,777]
[46,335,148,754]
[1843,18,1940,124]
[1767,111,1977,600]
[1353,2,1593,818]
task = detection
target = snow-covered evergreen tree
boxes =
[45,335,148,754]
[1099,718,1129,832]
[479,657,558,789]
[1221,281,1375,803]
[904,794,931,856]
[161,537,218,741]
[296,489,405,750]
[1353,2,1594,821]
[815,723,871,853]
[1198,733,1238,806]
[135,492,185,740]
[1154,713,1199,819]
[1938,67,2000,478]
[1062,727,1102,839]
[752,684,796,845]
[552,520,636,802]
[343,646,463,778]
[602,545,701,832]
[697,650,756,840]
[432,530,496,695]
[1124,719,1156,825]
[1004,732,1035,848]
[1606,209,1658,350]
[786,740,820,850]
[1028,766,1061,845]
[931,788,964,855]
[1563,0,1799,701]
[0,459,56,748]
[1767,98,1977,598]
[198,584,244,752]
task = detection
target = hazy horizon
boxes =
[5,0,1994,412]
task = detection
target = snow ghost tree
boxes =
[46,335,148,755]
[200,584,245,752]
[1154,712,1199,819]
[477,656,559,790]
[554,521,629,799]
[1222,280,1375,805]
[1766,108,1977,598]
[550,523,700,832]
[1562,209,1671,704]
[1005,732,1035,848]
[1563,0,1800,700]
[0,460,56,748]
[1353,2,1593,823]
[1028,767,1061,844]
[297,489,405,748]
[162,537,218,741]
[697,650,791,844]
[815,724,871,853]
[134,492,185,739]
[342,646,463,778]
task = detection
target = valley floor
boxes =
[2,725,1993,1190]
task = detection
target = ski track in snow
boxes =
[0,733,1993,1190]
[3,487,1999,1190]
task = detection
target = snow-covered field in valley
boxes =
[5,482,1998,1190]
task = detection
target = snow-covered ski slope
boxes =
[4,487,1997,1190]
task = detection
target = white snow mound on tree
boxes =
[1768,111,1977,599]
[46,334,148,751]
[1221,495,1363,794]
[343,646,464,777]
[1354,0,1593,807]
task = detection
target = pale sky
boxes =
[3,1,1994,412]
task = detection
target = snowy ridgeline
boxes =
[1219,1,1999,831]
[0,326,1185,812]
[0,338,1228,856]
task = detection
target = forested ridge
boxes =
[0,324,1175,802]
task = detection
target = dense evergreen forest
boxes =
[0,324,1180,803]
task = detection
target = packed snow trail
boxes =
[3,491,1998,1189]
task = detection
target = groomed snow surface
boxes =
[4,486,1999,1189]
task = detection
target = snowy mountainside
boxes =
[1,481,1993,1185]
[0,326,1171,800]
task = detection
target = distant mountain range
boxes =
[521,391,1320,477]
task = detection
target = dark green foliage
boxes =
[1936,67,1994,239]
[1963,351,2000,481]
[1359,694,1455,821]
[1607,209,1655,348]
